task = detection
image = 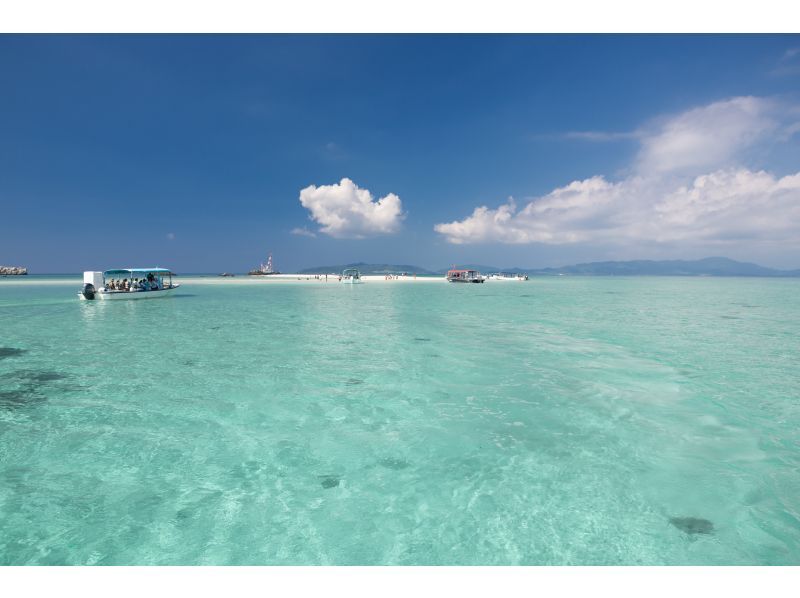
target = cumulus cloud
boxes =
[635,96,778,175]
[435,169,800,247]
[435,178,631,245]
[653,169,800,244]
[435,96,800,250]
[298,178,405,239]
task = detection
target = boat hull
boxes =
[79,286,180,300]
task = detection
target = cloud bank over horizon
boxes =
[299,177,405,239]
[435,96,800,252]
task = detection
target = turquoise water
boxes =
[1,276,799,565]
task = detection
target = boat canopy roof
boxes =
[104,268,173,276]
[342,267,361,275]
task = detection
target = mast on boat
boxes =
[249,251,279,275]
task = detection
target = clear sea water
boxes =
[1,275,799,565]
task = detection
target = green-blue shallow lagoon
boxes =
[1,276,799,565]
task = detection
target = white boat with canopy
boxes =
[446,268,485,283]
[341,268,362,284]
[78,268,179,300]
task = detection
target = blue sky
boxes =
[1,34,799,272]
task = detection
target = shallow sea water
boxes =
[1,276,799,565]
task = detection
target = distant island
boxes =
[299,257,800,277]
[0,266,27,275]
[299,262,436,275]
[522,257,800,277]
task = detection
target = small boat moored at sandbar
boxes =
[341,268,362,284]
[248,253,280,276]
[487,272,529,281]
[446,268,485,283]
[79,268,179,300]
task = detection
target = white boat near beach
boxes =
[446,268,485,283]
[341,268,362,284]
[487,272,529,281]
[78,268,179,300]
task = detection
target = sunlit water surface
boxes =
[1,276,799,565]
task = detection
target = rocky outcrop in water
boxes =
[0,266,27,275]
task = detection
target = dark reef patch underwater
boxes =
[0,347,27,360]
[319,475,341,489]
[0,389,46,410]
[669,517,715,535]
[2,369,68,382]
[0,369,74,410]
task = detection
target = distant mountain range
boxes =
[299,257,800,277]
[524,257,800,277]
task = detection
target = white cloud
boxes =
[635,96,777,175]
[653,169,800,244]
[298,178,405,239]
[435,96,800,250]
[291,227,317,238]
[435,169,800,248]
[435,177,637,245]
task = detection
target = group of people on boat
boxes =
[106,273,160,292]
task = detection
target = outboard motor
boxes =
[82,283,96,300]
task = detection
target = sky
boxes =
[1,34,799,273]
